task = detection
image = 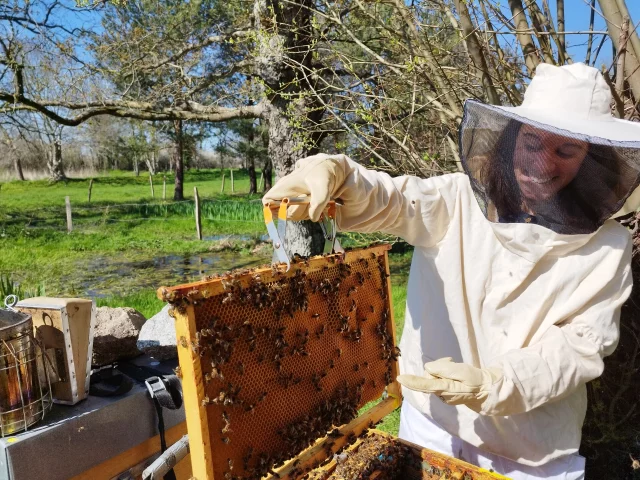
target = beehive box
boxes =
[158,245,506,480]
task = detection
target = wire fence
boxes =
[1,197,267,234]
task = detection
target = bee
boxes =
[228,458,234,470]
[354,364,360,372]
[311,313,321,319]
[349,299,357,312]
[179,336,188,348]
[211,367,224,380]
[221,436,231,444]
[363,361,369,369]
[244,403,256,414]
[336,348,342,358]
[222,412,232,434]
[369,305,375,313]
[257,354,265,363]
[329,359,335,369]
[236,362,245,375]
[173,366,182,378]
[258,391,267,402]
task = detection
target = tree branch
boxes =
[0,93,268,125]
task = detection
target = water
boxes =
[203,234,270,242]
[56,251,268,298]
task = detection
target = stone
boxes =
[136,304,177,360]
[92,307,146,366]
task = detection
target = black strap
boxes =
[145,375,183,480]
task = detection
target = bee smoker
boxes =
[0,296,53,436]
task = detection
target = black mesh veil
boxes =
[460,100,640,235]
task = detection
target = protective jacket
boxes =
[316,153,633,466]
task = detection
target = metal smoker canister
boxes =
[0,305,52,436]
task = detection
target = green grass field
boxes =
[1,168,411,435]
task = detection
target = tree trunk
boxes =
[145,151,157,175]
[453,0,501,105]
[47,139,66,182]
[598,0,640,100]
[263,158,273,192]
[133,154,140,176]
[248,127,257,194]
[173,119,184,200]
[14,157,24,181]
[507,0,541,75]
[266,102,325,257]
[254,0,326,256]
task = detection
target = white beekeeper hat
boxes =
[460,63,640,233]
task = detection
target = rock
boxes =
[136,304,177,360]
[92,307,146,366]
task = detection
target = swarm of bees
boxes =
[162,247,401,480]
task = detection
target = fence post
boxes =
[88,179,94,203]
[258,172,264,191]
[65,196,73,233]
[221,174,225,193]
[149,173,155,198]
[162,175,167,200]
[230,168,234,193]
[194,186,202,240]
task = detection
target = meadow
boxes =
[0,168,411,433]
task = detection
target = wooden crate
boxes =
[16,297,95,405]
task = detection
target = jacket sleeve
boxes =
[312,154,459,249]
[480,233,633,416]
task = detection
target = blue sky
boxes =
[522,0,639,65]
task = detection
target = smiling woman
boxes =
[514,125,589,203]
[462,105,640,235]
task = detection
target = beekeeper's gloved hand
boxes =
[397,357,503,413]
[262,154,350,222]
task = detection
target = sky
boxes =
[520,0,640,66]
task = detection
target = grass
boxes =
[0,168,261,211]
[96,290,165,319]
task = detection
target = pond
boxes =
[56,250,269,298]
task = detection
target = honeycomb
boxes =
[159,244,399,480]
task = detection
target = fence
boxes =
[2,192,266,239]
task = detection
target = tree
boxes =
[2,0,639,243]
[227,119,268,193]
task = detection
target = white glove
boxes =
[397,357,503,413]
[262,154,352,222]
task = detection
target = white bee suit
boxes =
[263,64,640,479]
[284,153,631,476]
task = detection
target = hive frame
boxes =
[159,244,401,480]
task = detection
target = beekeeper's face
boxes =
[514,124,589,202]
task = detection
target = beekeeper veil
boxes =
[460,63,640,235]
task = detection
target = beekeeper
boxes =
[263,63,640,479]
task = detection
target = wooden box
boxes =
[16,297,96,405]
